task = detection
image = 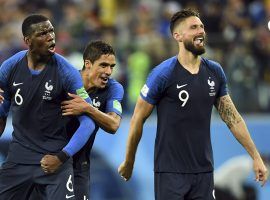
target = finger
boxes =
[120,175,128,181]
[68,93,77,98]
[62,111,73,116]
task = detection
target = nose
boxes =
[47,32,55,41]
[105,66,112,75]
[198,27,205,35]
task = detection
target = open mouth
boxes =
[48,43,56,53]
[100,76,109,84]
[194,36,204,46]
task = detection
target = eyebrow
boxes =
[100,62,116,67]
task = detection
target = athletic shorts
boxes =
[0,160,75,200]
[154,172,215,200]
[73,167,90,200]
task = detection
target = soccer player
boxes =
[61,40,124,200]
[0,14,95,200]
[118,9,268,200]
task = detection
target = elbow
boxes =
[105,121,120,134]
[107,124,119,134]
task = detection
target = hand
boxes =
[118,161,134,181]
[253,158,268,186]
[61,93,89,116]
[0,88,4,104]
[40,154,62,173]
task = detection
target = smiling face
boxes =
[24,20,56,57]
[86,54,116,89]
[174,16,206,55]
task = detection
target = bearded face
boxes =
[183,35,206,55]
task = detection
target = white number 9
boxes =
[178,90,189,107]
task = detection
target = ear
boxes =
[84,60,92,70]
[173,31,183,42]
[24,36,31,46]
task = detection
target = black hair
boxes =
[82,41,115,70]
[22,14,49,37]
[170,8,200,34]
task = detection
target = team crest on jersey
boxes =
[208,77,216,96]
[43,80,54,100]
[92,97,101,108]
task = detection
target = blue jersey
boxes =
[67,78,124,169]
[140,56,228,173]
[0,50,93,164]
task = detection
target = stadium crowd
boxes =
[0,0,270,113]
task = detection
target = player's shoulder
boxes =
[53,53,76,70]
[1,50,27,69]
[107,78,123,89]
[201,57,224,73]
[150,56,177,78]
[107,78,124,95]
[53,53,80,79]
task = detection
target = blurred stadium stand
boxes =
[0,0,270,113]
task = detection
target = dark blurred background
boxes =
[0,0,269,199]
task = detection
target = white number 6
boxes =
[178,90,189,107]
[15,88,23,105]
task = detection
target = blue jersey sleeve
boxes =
[208,60,228,98]
[0,50,26,114]
[140,57,176,105]
[105,79,124,116]
[55,53,95,156]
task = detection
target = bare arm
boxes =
[215,94,268,186]
[62,93,121,133]
[0,117,7,136]
[118,96,154,181]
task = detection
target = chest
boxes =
[164,66,220,108]
[89,89,108,112]
[8,63,64,107]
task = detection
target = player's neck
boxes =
[27,51,50,71]
[81,71,97,93]
[177,50,201,74]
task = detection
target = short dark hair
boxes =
[82,41,115,69]
[22,14,49,37]
[170,8,200,34]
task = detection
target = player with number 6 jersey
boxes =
[0,14,95,200]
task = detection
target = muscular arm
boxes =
[62,93,121,133]
[118,96,154,181]
[215,94,268,186]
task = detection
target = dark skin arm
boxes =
[0,117,7,136]
[215,94,268,186]
[61,93,121,134]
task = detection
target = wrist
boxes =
[56,150,70,163]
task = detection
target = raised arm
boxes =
[215,94,268,186]
[118,96,154,181]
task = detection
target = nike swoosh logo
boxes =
[13,82,23,86]
[176,84,187,89]
[66,194,75,199]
